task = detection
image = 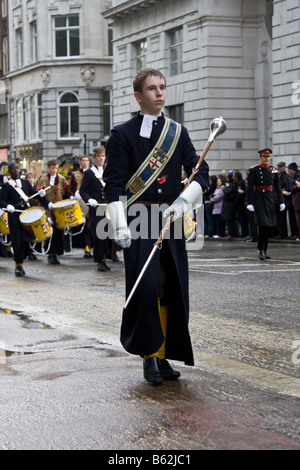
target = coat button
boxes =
[158,188,162,194]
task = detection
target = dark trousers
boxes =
[257,225,271,252]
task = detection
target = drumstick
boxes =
[28,185,52,200]
[1,208,24,212]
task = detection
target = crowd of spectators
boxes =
[203,162,300,242]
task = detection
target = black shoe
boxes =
[258,250,265,260]
[264,252,271,259]
[143,357,163,385]
[97,262,107,272]
[160,359,181,380]
[15,266,25,277]
[83,251,92,258]
[28,253,37,261]
[48,255,60,265]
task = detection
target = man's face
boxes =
[9,163,20,180]
[277,165,285,174]
[93,153,105,168]
[134,75,166,115]
[288,168,295,177]
[80,157,90,170]
[260,155,271,166]
[48,164,58,176]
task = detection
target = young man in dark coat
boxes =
[104,68,209,385]
[247,148,285,260]
[80,146,111,272]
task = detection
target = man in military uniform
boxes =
[247,148,285,260]
[37,158,71,265]
[70,155,92,258]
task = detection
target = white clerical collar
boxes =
[50,175,56,185]
[140,113,161,139]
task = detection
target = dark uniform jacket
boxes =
[247,164,284,227]
[104,112,209,365]
[80,167,105,203]
[0,179,49,261]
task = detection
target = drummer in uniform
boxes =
[70,155,92,258]
[0,162,12,257]
[80,146,112,271]
[247,148,285,260]
[37,158,71,265]
[0,161,51,276]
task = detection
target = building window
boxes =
[15,97,27,142]
[108,27,113,56]
[135,40,147,72]
[30,94,42,141]
[54,15,80,58]
[16,28,23,68]
[2,38,8,75]
[103,88,112,138]
[15,93,42,143]
[168,104,184,124]
[170,28,183,76]
[58,91,79,139]
[2,0,7,17]
[31,21,38,62]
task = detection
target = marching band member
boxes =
[104,68,209,385]
[0,161,50,276]
[80,146,111,272]
[70,155,92,258]
[247,148,285,260]
[37,158,71,265]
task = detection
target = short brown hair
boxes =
[92,146,105,158]
[47,158,59,167]
[133,68,166,93]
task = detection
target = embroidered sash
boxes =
[124,118,181,209]
[8,179,29,203]
[91,166,105,187]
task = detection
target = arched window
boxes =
[58,91,79,139]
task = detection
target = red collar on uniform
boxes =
[259,163,270,168]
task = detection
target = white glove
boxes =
[6,204,15,213]
[75,190,81,200]
[164,181,202,221]
[88,198,98,208]
[247,204,255,212]
[48,202,54,210]
[280,203,286,212]
[107,201,132,249]
[38,189,46,197]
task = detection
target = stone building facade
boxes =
[6,0,112,177]
[103,0,299,172]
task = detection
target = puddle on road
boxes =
[0,308,52,329]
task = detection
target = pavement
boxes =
[0,240,300,451]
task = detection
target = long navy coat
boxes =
[247,165,284,227]
[104,112,209,365]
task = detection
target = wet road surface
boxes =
[0,239,299,450]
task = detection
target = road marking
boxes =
[192,349,300,398]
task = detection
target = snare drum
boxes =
[0,209,10,236]
[52,198,84,229]
[19,207,52,242]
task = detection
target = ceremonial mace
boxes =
[123,116,227,309]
